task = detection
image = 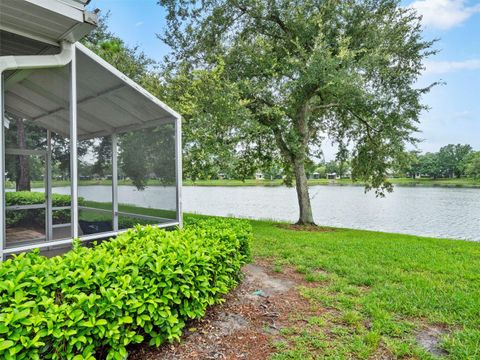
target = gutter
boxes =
[0,41,74,74]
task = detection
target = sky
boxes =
[88,0,480,158]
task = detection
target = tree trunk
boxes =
[293,155,315,225]
[16,119,31,191]
[268,104,315,225]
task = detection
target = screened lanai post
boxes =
[69,47,79,238]
[112,134,119,231]
[46,130,53,241]
[0,73,5,260]
[175,117,183,228]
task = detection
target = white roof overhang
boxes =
[0,0,179,140]
[3,43,180,139]
[0,0,97,48]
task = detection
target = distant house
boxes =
[327,173,340,180]
[312,172,321,179]
[255,172,264,180]
[342,170,352,179]
[218,173,226,180]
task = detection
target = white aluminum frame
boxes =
[1,222,177,256]
[111,134,119,231]
[75,43,181,120]
[46,130,53,241]
[1,42,73,260]
[1,42,183,260]
[69,46,79,238]
[175,117,183,228]
[1,74,5,260]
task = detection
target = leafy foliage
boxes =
[163,63,265,182]
[5,192,85,227]
[0,218,251,359]
[4,119,93,188]
[159,0,438,223]
[119,125,176,190]
[465,152,480,179]
[437,144,473,178]
[404,144,475,179]
[81,14,177,190]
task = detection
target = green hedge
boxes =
[0,218,252,360]
[185,217,252,262]
[6,192,85,227]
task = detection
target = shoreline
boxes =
[7,178,480,189]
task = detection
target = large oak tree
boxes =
[159,0,437,224]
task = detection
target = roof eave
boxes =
[0,0,98,47]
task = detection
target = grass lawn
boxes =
[186,178,480,188]
[82,200,176,220]
[247,220,480,359]
[7,191,478,358]
[8,177,480,189]
[74,206,480,358]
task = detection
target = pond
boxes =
[48,185,480,241]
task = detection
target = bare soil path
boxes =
[128,261,316,360]
[128,259,449,360]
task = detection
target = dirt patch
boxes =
[277,224,337,233]
[128,262,313,360]
[213,313,249,336]
[416,325,448,357]
[243,264,295,295]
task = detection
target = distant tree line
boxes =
[311,144,480,181]
[238,143,480,181]
[178,143,480,182]
[403,144,480,179]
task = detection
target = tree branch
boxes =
[310,103,340,111]
[346,108,378,143]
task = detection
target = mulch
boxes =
[128,261,315,360]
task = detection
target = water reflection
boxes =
[45,185,480,241]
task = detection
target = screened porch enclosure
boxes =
[1,42,182,260]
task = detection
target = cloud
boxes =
[409,0,480,30]
[424,59,480,74]
[135,21,144,27]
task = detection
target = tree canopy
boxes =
[403,145,477,179]
[81,15,176,189]
[465,152,480,179]
[159,0,438,224]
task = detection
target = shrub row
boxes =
[185,217,252,262]
[0,218,252,360]
[6,191,175,231]
[6,192,85,227]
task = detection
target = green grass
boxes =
[82,206,479,358]
[79,201,176,229]
[250,220,480,359]
[69,205,480,358]
[7,177,480,189]
[388,177,480,188]
[83,200,176,220]
[7,193,479,358]
[185,177,480,188]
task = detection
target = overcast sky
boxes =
[88,0,480,159]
